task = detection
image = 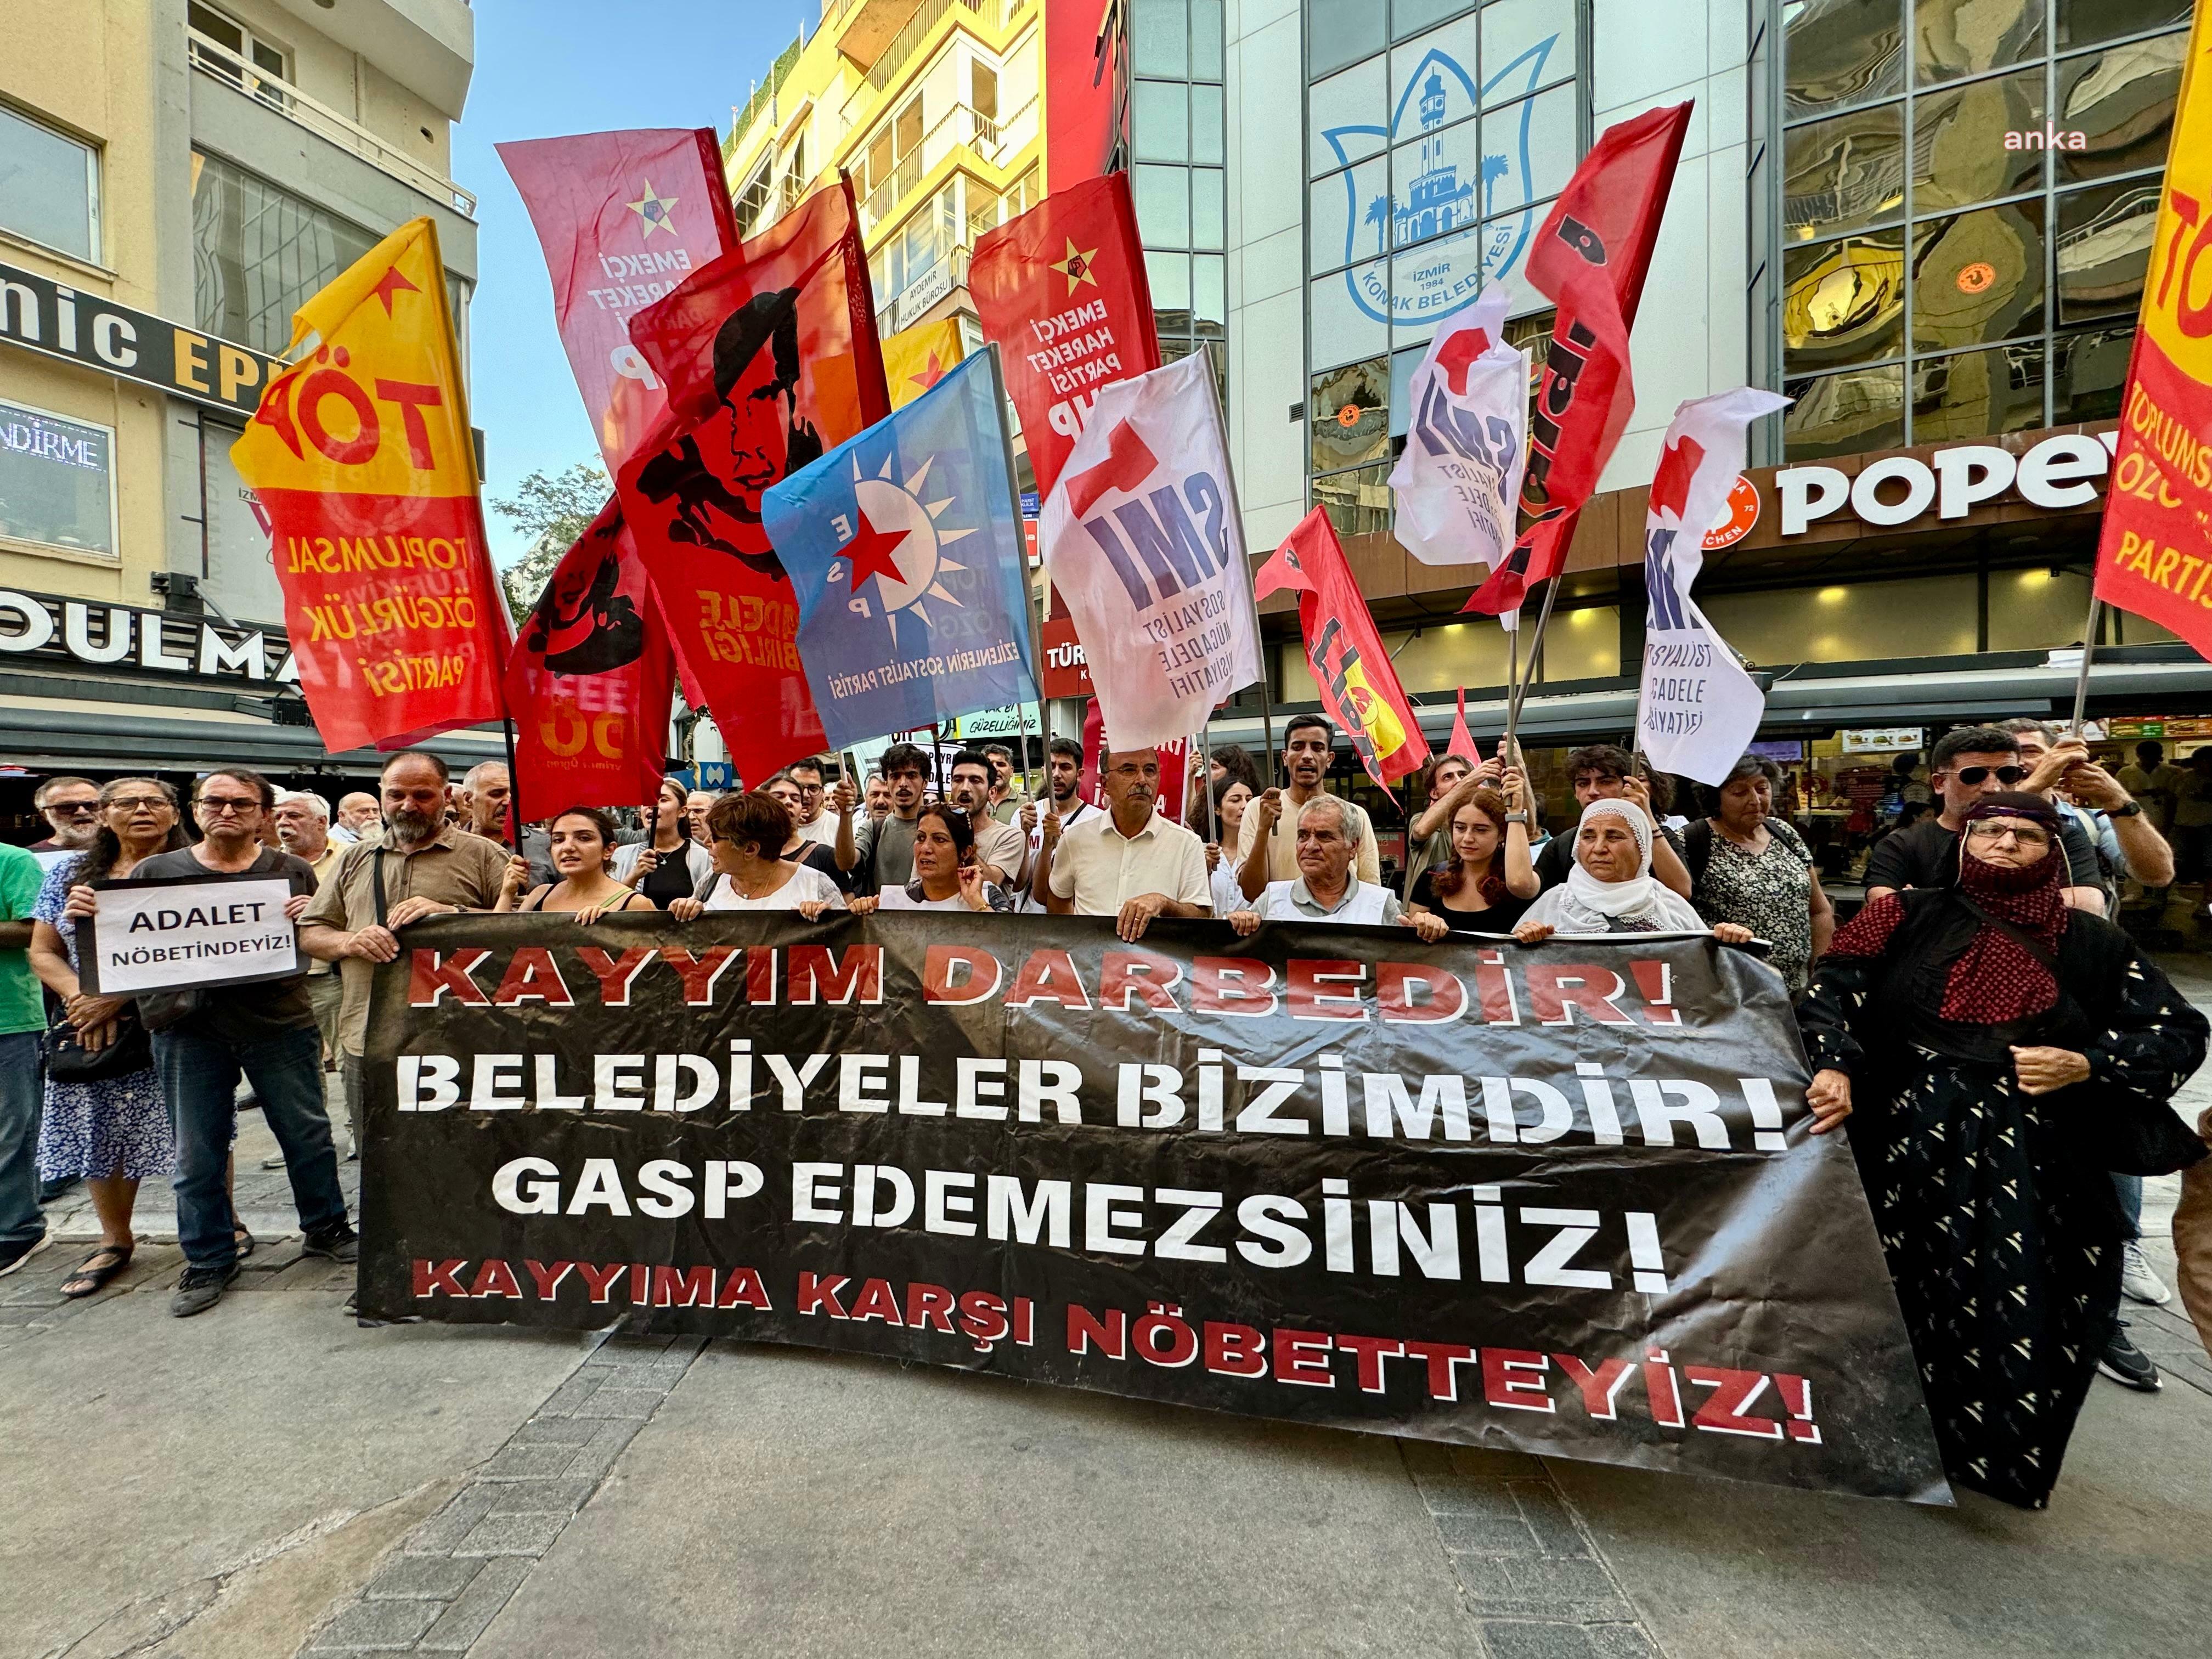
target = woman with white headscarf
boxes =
[1516,797,1756,943]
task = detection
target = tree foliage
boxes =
[490,461,608,617]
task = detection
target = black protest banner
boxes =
[359,914,1948,1503]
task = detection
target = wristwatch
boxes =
[2110,799,2142,819]
[1504,811,1530,825]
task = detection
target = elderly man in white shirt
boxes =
[1035,747,1212,941]
[1231,795,1448,940]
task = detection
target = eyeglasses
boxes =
[1954,765,2027,786]
[108,795,171,812]
[1964,822,2049,847]
[198,797,261,816]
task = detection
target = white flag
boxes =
[1038,353,1262,749]
[1636,387,1791,785]
[1388,284,1527,572]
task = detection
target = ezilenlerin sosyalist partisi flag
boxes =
[1465,102,1692,618]
[1256,507,1432,790]
[230,217,509,753]
[1037,351,1262,751]
[616,179,890,784]
[763,349,1037,752]
[1634,388,1790,785]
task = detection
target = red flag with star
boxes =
[230,217,510,752]
[882,315,967,409]
[614,180,890,783]
[970,171,1160,498]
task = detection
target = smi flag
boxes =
[764,350,1036,751]
[1465,102,1691,618]
[1037,352,1261,749]
[501,496,674,811]
[1257,507,1432,790]
[495,128,737,472]
[972,171,1160,498]
[882,315,968,409]
[231,217,508,752]
[2094,5,2212,657]
[1390,283,1528,574]
[616,180,890,783]
[1634,388,1790,785]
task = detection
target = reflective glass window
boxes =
[1783,103,1905,242]
[2056,0,2193,50]
[0,106,99,263]
[1149,250,1192,321]
[1310,357,1392,472]
[1193,253,1226,326]
[2050,324,2135,423]
[2056,34,2187,185]
[1313,460,1395,538]
[1390,13,1481,115]
[1913,0,2043,85]
[2056,178,2159,324]
[1192,84,1225,163]
[1480,86,1578,224]
[1135,164,1190,246]
[1912,69,2046,212]
[193,151,377,356]
[1135,81,1189,161]
[1702,574,1977,662]
[1909,340,2047,441]
[1484,210,1554,305]
[1782,363,1907,458]
[1391,222,1487,346]
[1538,605,1622,682]
[1783,229,1909,371]
[0,398,114,555]
[1310,0,1386,79]
[1192,0,1224,78]
[1482,0,1579,92]
[1193,167,1225,249]
[1390,115,1483,249]
[1133,0,1188,77]
[1910,200,2046,352]
[1393,0,1473,43]
[1310,57,1389,177]
[1784,0,1906,119]
[1311,155,1389,272]
[1311,266,1391,370]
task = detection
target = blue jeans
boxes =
[155,1023,347,1271]
[0,1030,43,1248]
[2116,1172,2143,1242]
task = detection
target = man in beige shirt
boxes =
[1036,748,1211,941]
[1237,714,1379,898]
[301,751,511,1149]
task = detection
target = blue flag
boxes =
[763,349,1038,751]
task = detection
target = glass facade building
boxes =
[1130,0,1229,373]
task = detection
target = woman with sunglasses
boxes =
[24,779,189,1297]
[1863,726,2107,910]
[1799,792,2207,1509]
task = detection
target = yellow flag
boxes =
[231,217,509,752]
[881,317,967,409]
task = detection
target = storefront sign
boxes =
[1838,727,1925,754]
[893,257,957,331]
[1774,431,2118,537]
[0,398,116,556]
[953,703,1041,742]
[1041,611,1092,698]
[0,256,283,419]
[360,915,1947,1502]
[0,586,296,686]
[78,873,301,996]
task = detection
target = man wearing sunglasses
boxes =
[1865,725,2105,910]
[27,776,100,857]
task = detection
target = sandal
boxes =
[61,1245,133,1299]
[234,1223,256,1261]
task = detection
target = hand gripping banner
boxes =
[358,915,1948,1503]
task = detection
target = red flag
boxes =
[1464,103,1691,617]
[1257,508,1432,789]
[972,173,1160,499]
[1446,686,1478,764]
[614,180,889,783]
[495,128,737,473]
[503,496,674,811]
[1045,0,1124,187]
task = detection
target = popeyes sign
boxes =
[1770,428,2118,537]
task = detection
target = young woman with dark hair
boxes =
[495,807,657,923]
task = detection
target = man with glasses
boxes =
[1865,726,2104,908]
[27,777,100,859]
[103,768,351,1317]
[786,757,838,847]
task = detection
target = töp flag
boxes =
[501,495,675,811]
[1635,388,1790,785]
[616,180,890,784]
[1465,103,1691,618]
[764,349,1036,751]
[230,217,508,752]
[1256,507,1432,790]
[972,172,1160,499]
[1037,352,1261,750]
[495,128,737,473]
[1390,283,1527,573]
[2095,7,2212,654]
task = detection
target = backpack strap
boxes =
[1684,819,1713,888]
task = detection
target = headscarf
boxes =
[1825,791,2068,1022]
[1525,797,1707,934]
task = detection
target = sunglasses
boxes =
[48,802,99,816]
[1952,765,2027,786]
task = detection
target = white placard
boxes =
[80,874,301,996]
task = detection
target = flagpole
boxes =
[2070,592,2102,737]
[500,717,523,855]
[1199,720,1218,845]
[1502,573,1562,763]
[984,342,1053,775]
[1196,343,1277,782]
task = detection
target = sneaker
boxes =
[171,1261,240,1317]
[2121,1241,2173,1306]
[302,1224,359,1263]
[259,1154,287,1170]
[2098,1324,2162,1392]
[0,1233,50,1277]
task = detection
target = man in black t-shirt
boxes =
[1864,726,2104,906]
[121,767,353,1316]
[1532,744,1694,896]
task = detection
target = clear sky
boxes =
[455,0,819,568]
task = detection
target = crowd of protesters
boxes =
[0,712,2207,1515]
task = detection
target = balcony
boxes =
[189,29,476,217]
[826,0,928,74]
[856,95,1039,234]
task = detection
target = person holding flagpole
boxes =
[1236,716,1381,900]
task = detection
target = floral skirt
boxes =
[36,1066,173,1182]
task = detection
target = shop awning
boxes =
[0,702,507,778]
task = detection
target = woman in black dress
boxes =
[1797,792,2207,1509]
[614,777,712,909]
[1402,768,1540,933]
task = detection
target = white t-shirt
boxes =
[1048,809,1212,917]
[793,811,840,847]
[1018,797,1094,912]
[699,864,846,911]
